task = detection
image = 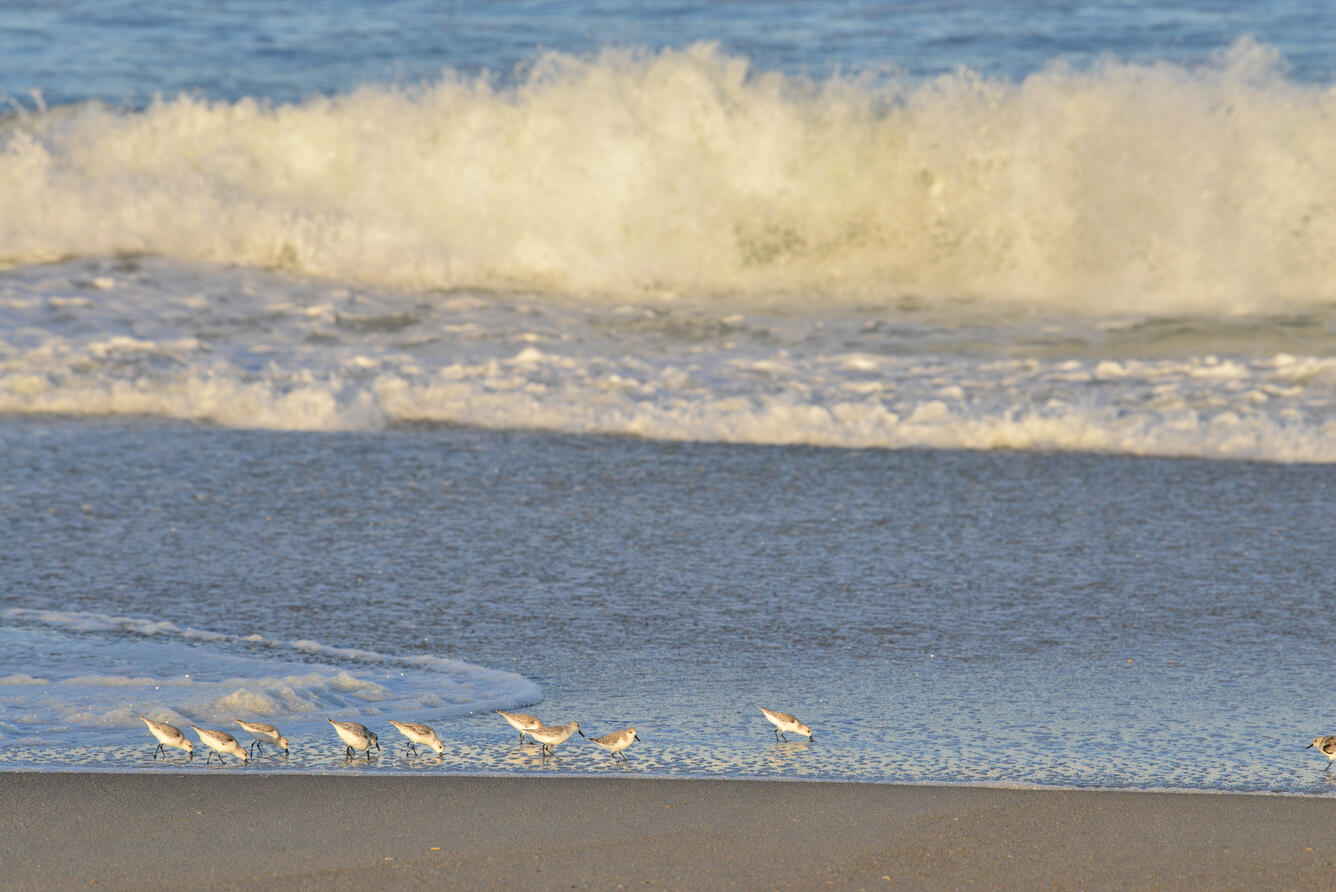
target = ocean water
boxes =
[2,2,1335,792]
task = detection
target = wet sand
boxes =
[2,773,1334,889]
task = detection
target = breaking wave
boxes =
[2,39,1334,313]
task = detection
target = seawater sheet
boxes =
[2,422,1335,791]
[0,608,540,759]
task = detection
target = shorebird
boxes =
[529,721,584,758]
[328,718,380,761]
[234,719,289,756]
[759,707,814,742]
[1307,735,1336,770]
[388,719,444,755]
[191,726,250,764]
[139,715,193,760]
[497,710,543,743]
[589,727,641,761]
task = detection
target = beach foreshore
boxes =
[2,773,1333,890]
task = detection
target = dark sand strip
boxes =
[3,773,1335,889]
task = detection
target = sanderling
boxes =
[1307,736,1336,770]
[497,710,543,743]
[759,707,814,742]
[139,714,193,760]
[388,719,444,756]
[529,721,584,757]
[328,718,380,761]
[234,719,289,756]
[191,726,250,764]
[589,727,641,761]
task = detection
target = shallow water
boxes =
[2,420,1334,794]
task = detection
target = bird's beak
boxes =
[578,729,586,737]
[1307,743,1315,749]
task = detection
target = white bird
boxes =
[234,719,289,756]
[388,719,444,755]
[191,726,250,764]
[759,707,814,742]
[328,718,380,761]
[589,727,641,761]
[139,715,193,760]
[1307,735,1336,771]
[529,721,584,757]
[497,710,543,743]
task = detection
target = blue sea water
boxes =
[2,2,1336,793]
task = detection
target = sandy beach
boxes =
[3,774,1334,889]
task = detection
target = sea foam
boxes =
[2,39,1334,313]
[0,608,541,743]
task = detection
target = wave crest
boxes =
[3,39,1333,312]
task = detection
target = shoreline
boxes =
[3,773,1335,889]
[2,762,1331,799]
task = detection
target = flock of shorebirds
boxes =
[137,706,814,764]
[137,715,1336,774]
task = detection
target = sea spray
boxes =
[2,40,1333,312]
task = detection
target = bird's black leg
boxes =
[346,746,354,759]
[407,742,417,755]
[154,744,163,759]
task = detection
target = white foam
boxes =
[3,341,1335,461]
[1,40,1334,312]
[0,608,541,740]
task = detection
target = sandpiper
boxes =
[139,714,193,760]
[589,727,641,761]
[759,707,814,742]
[1307,735,1336,770]
[191,726,250,764]
[328,718,380,761]
[234,719,289,756]
[388,719,445,755]
[529,721,584,757]
[497,710,543,743]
